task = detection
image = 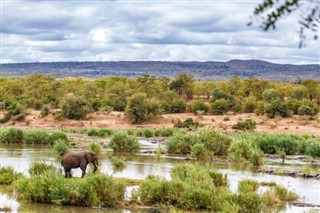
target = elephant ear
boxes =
[85,152,92,163]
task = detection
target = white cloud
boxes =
[0,1,318,64]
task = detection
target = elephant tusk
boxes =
[94,163,99,168]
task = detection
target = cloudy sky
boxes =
[1,0,319,64]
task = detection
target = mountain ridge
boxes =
[1,60,319,80]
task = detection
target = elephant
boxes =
[61,151,99,178]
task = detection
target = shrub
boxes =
[0,166,22,184]
[87,129,99,136]
[23,130,49,144]
[298,100,319,117]
[235,193,262,213]
[191,143,207,160]
[174,118,200,129]
[60,95,89,120]
[242,96,257,113]
[110,156,126,168]
[232,119,256,131]
[53,139,69,156]
[166,133,193,154]
[98,128,112,137]
[40,106,49,117]
[190,100,209,114]
[264,100,289,118]
[262,89,278,102]
[306,139,320,158]
[192,127,232,156]
[228,139,254,161]
[0,128,24,144]
[154,128,174,137]
[238,179,260,194]
[249,149,264,167]
[286,99,302,115]
[161,99,187,113]
[125,93,160,124]
[109,132,140,152]
[15,171,125,207]
[13,113,26,121]
[141,128,154,138]
[210,99,230,115]
[88,142,102,155]
[211,88,235,104]
[29,162,57,176]
[48,132,68,145]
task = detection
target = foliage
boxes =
[249,149,265,167]
[169,73,194,99]
[48,131,68,145]
[262,89,278,102]
[125,93,161,124]
[191,143,207,161]
[190,100,209,114]
[210,99,230,115]
[109,132,140,152]
[238,179,260,194]
[306,139,320,158]
[264,100,289,118]
[174,118,200,129]
[29,162,58,176]
[161,99,187,113]
[166,132,193,154]
[88,142,102,155]
[0,128,24,144]
[228,139,254,162]
[232,119,256,130]
[249,0,319,47]
[242,96,257,113]
[60,95,89,120]
[298,100,319,117]
[87,128,112,137]
[14,171,125,207]
[23,130,50,144]
[40,106,49,117]
[53,139,69,156]
[110,156,126,168]
[0,166,22,184]
[154,128,175,137]
[211,88,235,104]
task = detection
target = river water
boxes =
[0,139,320,213]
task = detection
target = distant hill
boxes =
[1,60,319,80]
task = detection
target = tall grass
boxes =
[88,142,102,155]
[0,166,22,185]
[14,171,125,207]
[53,139,69,156]
[109,131,140,152]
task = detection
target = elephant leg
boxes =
[64,168,72,178]
[80,165,87,178]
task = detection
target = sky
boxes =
[1,0,319,64]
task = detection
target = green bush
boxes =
[141,128,154,138]
[29,162,58,176]
[249,149,264,167]
[232,119,256,131]
[298,100,319,117]
[87,128,111,137]
[23,130,50,144]
[306,139,320,158]
[60,95,89,120]
[0,128,24,144]
[264,100,289,118]
[41,106,49,117]
[242,96,257,113]
[161,99,187,113]
[228,139,254,161]
[235,193,262,213]
[125,93,160,124]
[109,132,140,152]
[154,128,175,137]
[174,118,200,129]
[48,131,68,145]
[0,166,22,184]
[53,139,69,156]
[210,99,230,115]
[136,164,229,211]
[238,179,260,194]
[262,89,278,102]
[166,132,193,154]
[88,142,102,155]
[192,127,232,156]
[286,99,302,115]
[110,156,126,168]
[211,88,235,105]
[15,171,125,207]
[191,143,207,161]
[190,100,209,114]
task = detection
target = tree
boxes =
[301,79,319,101]
[169,74,194,99]
[60,95,89,120]
[125,93,161,124]
[249,0,320,47]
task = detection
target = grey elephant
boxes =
[61,151,99,178]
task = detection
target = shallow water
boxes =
[1,140,320,213]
